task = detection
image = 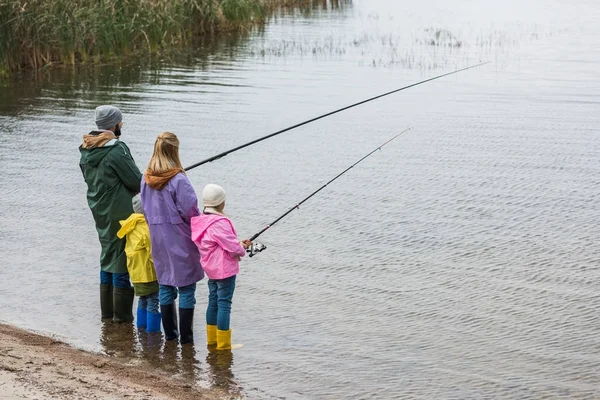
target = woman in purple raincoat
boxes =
[140,132,203,344]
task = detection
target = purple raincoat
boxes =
[140,173,204,287]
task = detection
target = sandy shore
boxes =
[0,323,230,399]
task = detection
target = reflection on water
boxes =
[100,323,242,396]
[100,321,137,358]
[136,328,164,365]
[206,350,241,395]
[0,34,253,117]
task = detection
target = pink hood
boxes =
[191,213,246,280]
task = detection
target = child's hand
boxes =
[240,239,252,250]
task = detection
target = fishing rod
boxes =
[246,127,411,257]
[184,61,489,172]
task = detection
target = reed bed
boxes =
[0,0,343,75]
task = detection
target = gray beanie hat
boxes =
[95,105,123,130]
[132,194,143,214]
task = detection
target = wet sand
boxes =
[0,323,227,400]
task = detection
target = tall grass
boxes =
[0,0,333,75]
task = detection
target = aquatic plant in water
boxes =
[0,0,342,75]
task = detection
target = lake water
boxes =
[1,0,599,398]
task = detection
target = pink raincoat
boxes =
[190,213,246,280]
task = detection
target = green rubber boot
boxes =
[179,308,194,345]
[100,284,113,320]
[113,287,134,323]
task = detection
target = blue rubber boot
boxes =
[146,312,162,333]
[136,307,147,329]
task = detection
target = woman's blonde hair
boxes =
[146,132,184,173]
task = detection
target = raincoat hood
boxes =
[117,213,147,239]
[79,135,119,168]
[81,131,117,149]
[190,213,227,243]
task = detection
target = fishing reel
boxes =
[247,242,267,257]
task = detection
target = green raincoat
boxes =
[79,137,143,273]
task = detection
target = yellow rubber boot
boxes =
[216,329,232,350]
[206,324,217,346]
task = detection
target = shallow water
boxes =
[1,0,600,398]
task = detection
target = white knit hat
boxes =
[202,184,226,207]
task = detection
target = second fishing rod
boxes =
[245,128,411,257]
[184,62,488,171]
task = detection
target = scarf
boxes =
[144,168,184,190]
[81,131,117,149]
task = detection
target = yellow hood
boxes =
[117,213,146,239]
[116,213,156,284]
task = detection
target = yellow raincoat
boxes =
[117,213,158,294]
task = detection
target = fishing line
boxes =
[247,128,412,257]
[184,62,489,171]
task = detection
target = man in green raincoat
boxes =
[79,105,143,323]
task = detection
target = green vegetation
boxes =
[0,0,346,76]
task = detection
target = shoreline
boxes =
[0,323,228,399]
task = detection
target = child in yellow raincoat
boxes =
[117,195,161,332]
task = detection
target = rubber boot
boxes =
[146,312,162,333]
[100,284,113,320]
[113,287,135,323]
[206,324,217,346]
[216,329,232,350]
[179,308,194,345]
[136,307,147,329]
[160,304,179,341]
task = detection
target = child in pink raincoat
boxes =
[190,184,251,350]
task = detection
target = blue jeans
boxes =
[159,283,196,309]
[138,292,159,314]
[206,275,236,331]
[100,270,131,289]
